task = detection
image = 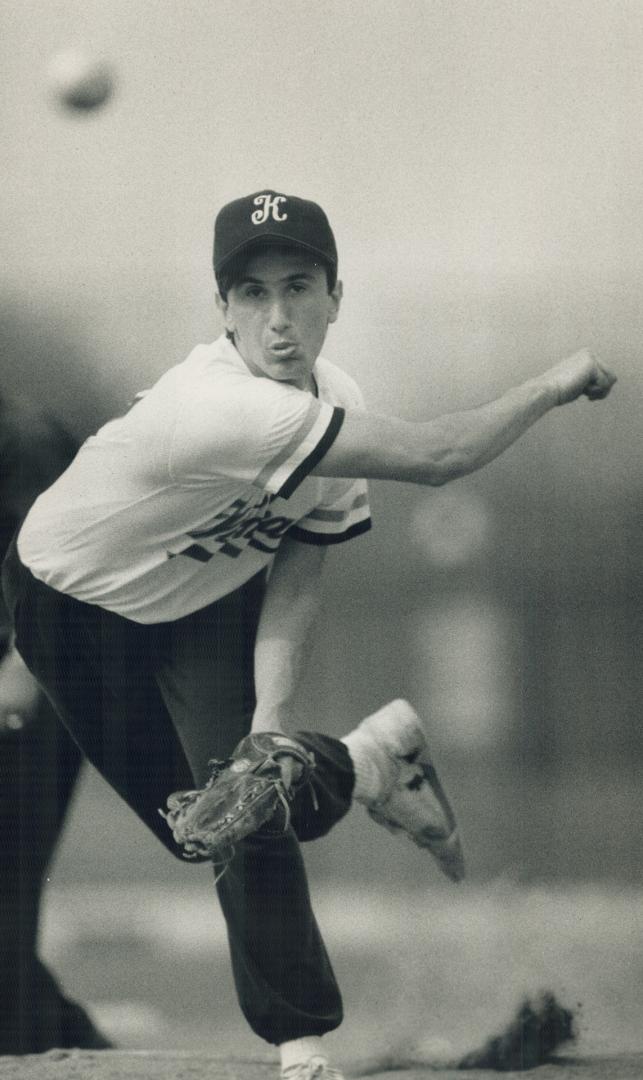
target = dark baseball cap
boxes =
[213,190,338,280]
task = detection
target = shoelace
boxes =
[281,1057,344,1080]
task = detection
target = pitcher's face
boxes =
[218,249,342,392]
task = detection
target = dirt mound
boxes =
[456,991,576,1070]
[355,989,576,1074]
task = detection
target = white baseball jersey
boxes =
[18,336,371,623]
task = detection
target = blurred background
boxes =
[1,0,641,1064]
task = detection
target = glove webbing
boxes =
[162,746,317,882]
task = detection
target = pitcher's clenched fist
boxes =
[542,349,617,406]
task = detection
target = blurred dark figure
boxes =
[0,392,112,1053]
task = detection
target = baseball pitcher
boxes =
[3,191,615,1080]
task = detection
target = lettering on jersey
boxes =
[169,493,293,563]
[251,194,288,225]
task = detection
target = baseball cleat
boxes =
[346,699,465,882]
[282,1057,345,1080]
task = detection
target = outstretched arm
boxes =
[251,535,327,734]
[313,349,616,485]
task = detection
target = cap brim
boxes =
[215,231,337,274]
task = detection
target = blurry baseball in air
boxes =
[48,49,114,111]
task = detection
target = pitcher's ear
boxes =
[327,279,343,324]
[215,293,234,332]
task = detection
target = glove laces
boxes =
[160,739,318,884]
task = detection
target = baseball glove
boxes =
[159,732,316,873]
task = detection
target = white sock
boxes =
[280,1036,326,1072]
[341,731,387,804]
[341,699,417,804]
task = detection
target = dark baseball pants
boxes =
[0,667,114,1052]
[2,543,355,1046]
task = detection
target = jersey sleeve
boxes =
[169,377,345,498]
[288,477,371,545]
[286,362,372,545]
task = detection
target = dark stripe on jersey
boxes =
[304,492,369,522]
[288,516,372,546]
[276,406,345,500]
[249,536,281,554]
[169,543,212,562]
